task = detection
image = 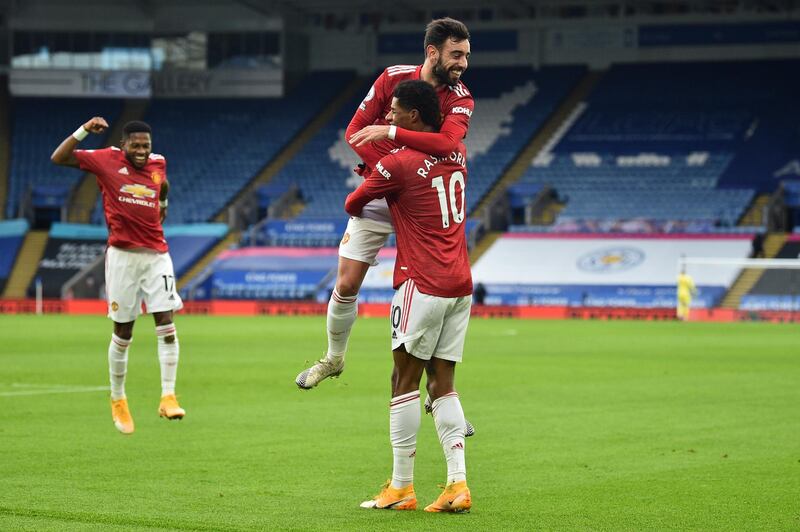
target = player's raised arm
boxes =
[50,116,109,168]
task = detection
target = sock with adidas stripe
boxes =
[431,392,467,484]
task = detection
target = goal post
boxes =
[678,258,800,270]
[677,257,800,315]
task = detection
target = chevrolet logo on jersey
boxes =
[120,184,156,199]
[118,184,157,209]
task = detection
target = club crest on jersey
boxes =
[359,85,376,111]
[150,171,162,185]
[341,232,351,245]
[111,301,119,312]
[120,184,156,199]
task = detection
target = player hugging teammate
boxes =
[350,79,474,512]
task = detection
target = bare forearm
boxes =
[50,136,81,167]
[393,129,460,157]
[51,117,109,168]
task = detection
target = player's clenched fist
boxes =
[82,116,109,134]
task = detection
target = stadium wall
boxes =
[310,17,800,72]
[472,233,753,308]
[2,298,798,324]
[8,1,281,32]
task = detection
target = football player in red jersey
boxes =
[353,81,472,513]
[51,118,185,434]
[297,18,474,405]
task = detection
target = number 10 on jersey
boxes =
[431,170,465,229]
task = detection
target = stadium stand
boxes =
[163,224,230,278]
[516,60,800,229]
[186,247,339,300]
[28,222,107,298]
[238,65,584,248]
[243,218,348,247]
[27,222,228,298]
[0,219,29,293]
[7,98,122,219]
[255,182,294,220]
[89,71,355,225]
[462,65,586,214]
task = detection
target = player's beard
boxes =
[126,152,148,169]
[432,57,459,86]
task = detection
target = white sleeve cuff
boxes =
[72,126,89,141]
[388,125,397,141]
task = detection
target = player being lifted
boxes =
[51,118,185,435]
[352,80,473,512]
[296,17,473,395]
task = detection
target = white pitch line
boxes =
[0,386,108,397]
[10,382,90,388]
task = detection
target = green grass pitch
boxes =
[0,315,798,531]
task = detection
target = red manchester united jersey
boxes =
[74,147,168,253]
[346,65,474,170]
[345,143,472,298]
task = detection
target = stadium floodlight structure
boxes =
[678,256,800,315]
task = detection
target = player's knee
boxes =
[428,384,449,402]
[114,322,134,340]
[155,321,177,343]
[425,378,437,398]
[392,370,420,396]
[427,378,455,401]
[335,278,359,298]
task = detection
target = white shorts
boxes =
[390,279,471,362]
[338,216,393,266]
[105,246,183,323]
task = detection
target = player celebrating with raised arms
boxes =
[297,17,473,396]
[51,118,185,435]
[350,80,473,513]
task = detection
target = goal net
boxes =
[678,257,800,318]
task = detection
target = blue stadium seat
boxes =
[250,65,584,242]
[518,60,800,228]
[8,98,123,218]
[88,71,355,225]
[0,219,30,292]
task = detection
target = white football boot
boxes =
[295,356,345,389]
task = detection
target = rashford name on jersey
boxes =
[413,150,467,178]
[345,65,475,225]
[346,144,472,299]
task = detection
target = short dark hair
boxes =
[122,121,152,138]
[393,80,441,130]
[424,17,470,50]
